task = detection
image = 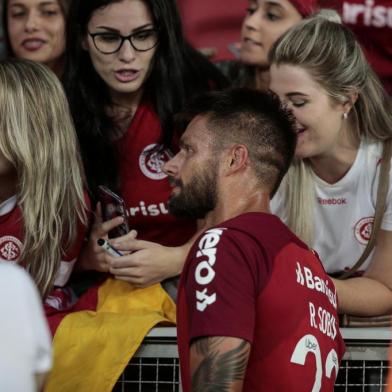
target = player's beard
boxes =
[168,160,218,220]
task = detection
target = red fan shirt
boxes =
[177,212,345,392]
[323,0,392,94]
[115,102,196,246]
[0,195,88,312]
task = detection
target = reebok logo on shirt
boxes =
[194,228,225,312]
[317,197,347,206]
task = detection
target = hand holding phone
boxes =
[98,185,130,238]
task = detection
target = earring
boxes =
[343,112,348,120]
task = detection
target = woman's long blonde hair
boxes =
[269,12,392,246]
[0,59,87,297]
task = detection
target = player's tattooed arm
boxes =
[189,336,250,392]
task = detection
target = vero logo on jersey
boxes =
[194,228,225,312]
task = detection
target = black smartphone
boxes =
[97,185,130,238]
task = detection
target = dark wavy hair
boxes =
[63,0,227,198]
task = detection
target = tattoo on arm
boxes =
[191,337,250,392]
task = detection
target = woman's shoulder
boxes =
[359,139,392,197]
[360,139,390,164]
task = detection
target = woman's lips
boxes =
[296,126,307,134]
[22,39,45,51]
[242,37,262,47]
[114,69,140,83]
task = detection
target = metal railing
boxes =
[335,328,391,391]
[114,328,180,392]
[114,327,391,392]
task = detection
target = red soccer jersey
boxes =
[177,212,345,392]
[0,195,89,313]
[322,0,392,94]
[114,101,196,246]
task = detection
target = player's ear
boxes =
[226,144,248,173]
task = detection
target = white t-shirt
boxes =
[272,141,392,274]
[0,263,52,392]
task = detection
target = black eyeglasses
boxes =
[88,28,158,54]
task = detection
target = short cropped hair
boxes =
[177,88,297,196]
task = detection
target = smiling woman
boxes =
[269,14,392,317]
[2,0,69,75]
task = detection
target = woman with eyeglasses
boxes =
[64,0,227,286]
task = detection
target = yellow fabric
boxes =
[45,278,176,392]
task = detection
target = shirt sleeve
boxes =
[21,272,53,374]
[184,227,269,344]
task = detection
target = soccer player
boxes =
[163,88,345,391]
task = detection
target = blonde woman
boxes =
[0,59,88,313]
[269,15,392,316]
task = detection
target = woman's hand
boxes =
[107,237,192,287]
[78,203,128,272]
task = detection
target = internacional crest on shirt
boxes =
[139,143,172,180]
[0,235,23,262]
[354,216,373,245]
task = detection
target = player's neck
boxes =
[205,188,271,227]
